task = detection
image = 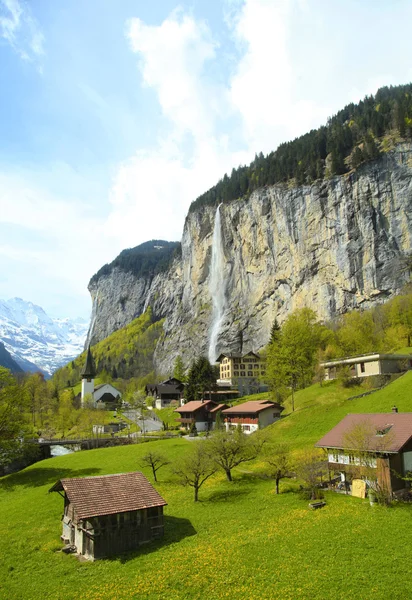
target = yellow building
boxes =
[217,352,266,381]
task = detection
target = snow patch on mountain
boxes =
[0,298,89,376]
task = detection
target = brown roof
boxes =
[222,400,283,416]
[315,413,412,453]
[175,400,217,413]
[49,472,167,519]
[209,403,229,413]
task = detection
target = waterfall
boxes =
[85,292,99,348]
[208,204,226,363]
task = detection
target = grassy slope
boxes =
[267,372,412,450]
[2,374,412,599]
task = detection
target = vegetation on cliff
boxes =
[190,83,412,213]
[53,309,163,391]
[89,239,181,285]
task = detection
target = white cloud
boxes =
[105,11,250,249]
[0,0,44,65]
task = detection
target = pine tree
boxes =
[270,319,281,344]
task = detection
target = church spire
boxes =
[81,345,96,379]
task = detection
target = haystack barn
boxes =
[50,472,167,560]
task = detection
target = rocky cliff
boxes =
[87,143,412,375]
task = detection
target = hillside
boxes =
[53,309,164,390]
[2,371,412,599]
[0,342,23,374]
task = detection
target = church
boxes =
[80,346,122,409]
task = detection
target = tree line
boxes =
[189,83,412,213]
[266,286,412,406]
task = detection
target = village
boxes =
[42,345,412,562]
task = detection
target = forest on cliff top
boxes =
[190,82,412,212]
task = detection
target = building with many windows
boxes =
[217,352,266,381]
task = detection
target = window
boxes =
[234,371,239,376]
[243,425,251,431]
[349,454,356,464]
[247,371,253,376]
[254,364,259,369]
[360,362,365,373]
[241,371,245,376]
[240,364,245,369]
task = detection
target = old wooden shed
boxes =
[49,472,167,560]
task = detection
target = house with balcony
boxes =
[222,400,284,434]
[315,410,412,496]
[174,400,220,432]
[320,353,412,381]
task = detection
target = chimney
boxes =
[392,406,398,413]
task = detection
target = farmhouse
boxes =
[174,400,220,431]
[320,353,412,381]
[145,377,185,409]
[222,400,284,433]
[315,410,412,496]
[50,472,167,560]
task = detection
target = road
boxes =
[122,409,163,434]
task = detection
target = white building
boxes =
[222,400,284,434]
[321,353,412,381]
[80,346,122,407]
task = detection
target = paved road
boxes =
[122,410,163,433]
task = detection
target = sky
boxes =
[1,0,412,319]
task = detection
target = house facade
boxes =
[218,352,266,381]
[320,353,412,381]
[174,400,220,431]
[79,347,122,408]
[315,411,412,495]
[222,400,284,434]
[145,378,185,409]
[49,472,167,560]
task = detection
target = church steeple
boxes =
[81,346,96,379]
[81,346,96,405]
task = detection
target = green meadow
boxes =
[2,373,412,600]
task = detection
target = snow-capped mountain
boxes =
[0,298,89,377]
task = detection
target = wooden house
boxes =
[315,410,412,496]
[222,400,284,433]
[174,400,220,431]
[145,377,185,409]
[49,472,167,560]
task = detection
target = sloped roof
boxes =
[81,346,96,378]
[315,413,412,453]
[175,400,217,413]
[49,472,167,519]
[209,403,229,413]
[94,383,121,392]
[222,400,283,415]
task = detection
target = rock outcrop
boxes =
[87,143,412,374]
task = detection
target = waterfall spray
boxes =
[208,204,226,363]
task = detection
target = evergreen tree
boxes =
[270,318,281,344]
[173,355,187,382]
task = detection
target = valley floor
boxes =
[2,374,412,600]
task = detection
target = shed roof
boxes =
[175,400,217,413]
[49,472,167,519]
[315,413,412,453]
[222,400,283,415]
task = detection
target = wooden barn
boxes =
[49,472,167,560]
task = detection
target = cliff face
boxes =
[88,143,412,374]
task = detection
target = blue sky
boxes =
[1,0,412,319]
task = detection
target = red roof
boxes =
[175,400,217,413]
[49,472,167,519]
[315,413,412,453]
[222,400,283,416]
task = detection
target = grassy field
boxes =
[2,373,412,600]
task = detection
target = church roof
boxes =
[81,346,96,378]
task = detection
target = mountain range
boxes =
[0,298,89,377]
